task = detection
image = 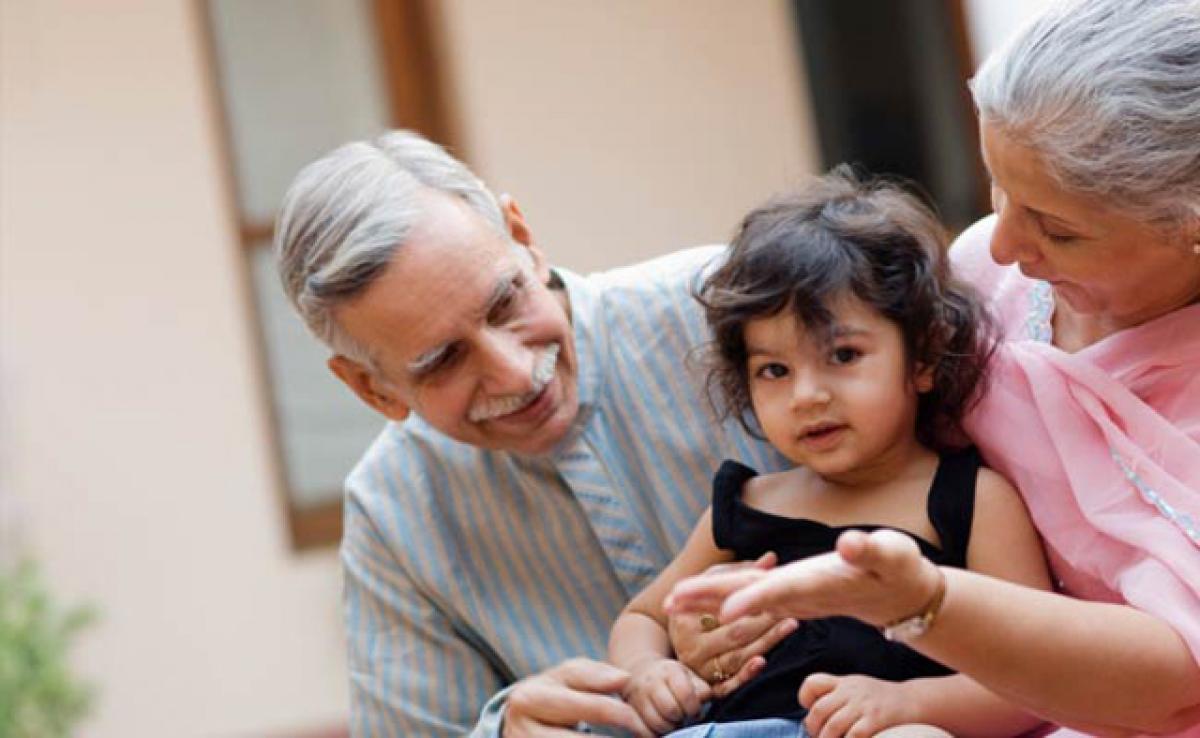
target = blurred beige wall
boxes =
[438,0,819,273]
[0,1,348,736]
[0,0,1047,736]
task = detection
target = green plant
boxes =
[0,561,95,738]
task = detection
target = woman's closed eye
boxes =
[1042,226,1080,245]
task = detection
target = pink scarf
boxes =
[953,217,1200,737]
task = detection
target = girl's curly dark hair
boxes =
[695,166,997,452]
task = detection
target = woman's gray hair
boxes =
[971,0,1200,228]
[274,130,506,364]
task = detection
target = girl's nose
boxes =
[789,370,832,410]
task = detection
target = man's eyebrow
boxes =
[407,343,453,377]
[405,268,523,377]
[480,267,522,319]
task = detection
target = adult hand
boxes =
[622,657,712,735]
[665,530,939,629]
[667,553,797,698]
[502,659,654,738]
[800,673,918,738]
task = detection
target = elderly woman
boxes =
[667,0,1200,735]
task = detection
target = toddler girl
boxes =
[608,169,1051,737]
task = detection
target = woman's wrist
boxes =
[882,563,947,643]
[876,555,943,629]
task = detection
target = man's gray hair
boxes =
[971,0,1200,228]
[274,130,506,364]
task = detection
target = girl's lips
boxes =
[798,424,847,451]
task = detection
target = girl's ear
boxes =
[914,363,935,394]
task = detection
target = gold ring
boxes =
[699,613,719,632]
[711,665,727,682]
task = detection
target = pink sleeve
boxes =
[949,214,1001,294]
[948,215,1033,339]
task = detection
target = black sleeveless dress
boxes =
[704,447,981,723]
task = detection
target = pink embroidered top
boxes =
[952,216,1200,737]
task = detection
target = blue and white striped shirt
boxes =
[342,246,788,737]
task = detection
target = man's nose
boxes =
[477,330,533,394]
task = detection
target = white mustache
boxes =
[467,343,561,422]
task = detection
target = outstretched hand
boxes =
[665,529,938,629]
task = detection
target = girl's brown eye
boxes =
[753,362,788,380]
[831,347,861,365]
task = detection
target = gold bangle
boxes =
[881,565,947,643]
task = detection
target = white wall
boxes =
[964,0,1056,67]
[0,1,817,736]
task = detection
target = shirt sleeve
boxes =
[341,487,509,738]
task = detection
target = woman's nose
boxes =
[989,197,1042,268]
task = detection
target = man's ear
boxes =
[328,355,411,421]
[498,193,551,284]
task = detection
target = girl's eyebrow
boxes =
[830,325,870,338]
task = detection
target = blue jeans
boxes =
[667,718,810,738]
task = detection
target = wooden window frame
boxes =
[198,0,459,550]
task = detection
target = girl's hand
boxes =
[800,673,920,738]
[667,552,798,698]
[665,529,939,629]
[622,657,712,735]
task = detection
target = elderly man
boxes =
[275,130,789,737]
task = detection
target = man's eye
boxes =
[830,347,861,365]
[488,277,525,323]
[418,347,462,380]
[491,293,516,321]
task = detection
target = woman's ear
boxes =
[328,355,411,421]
